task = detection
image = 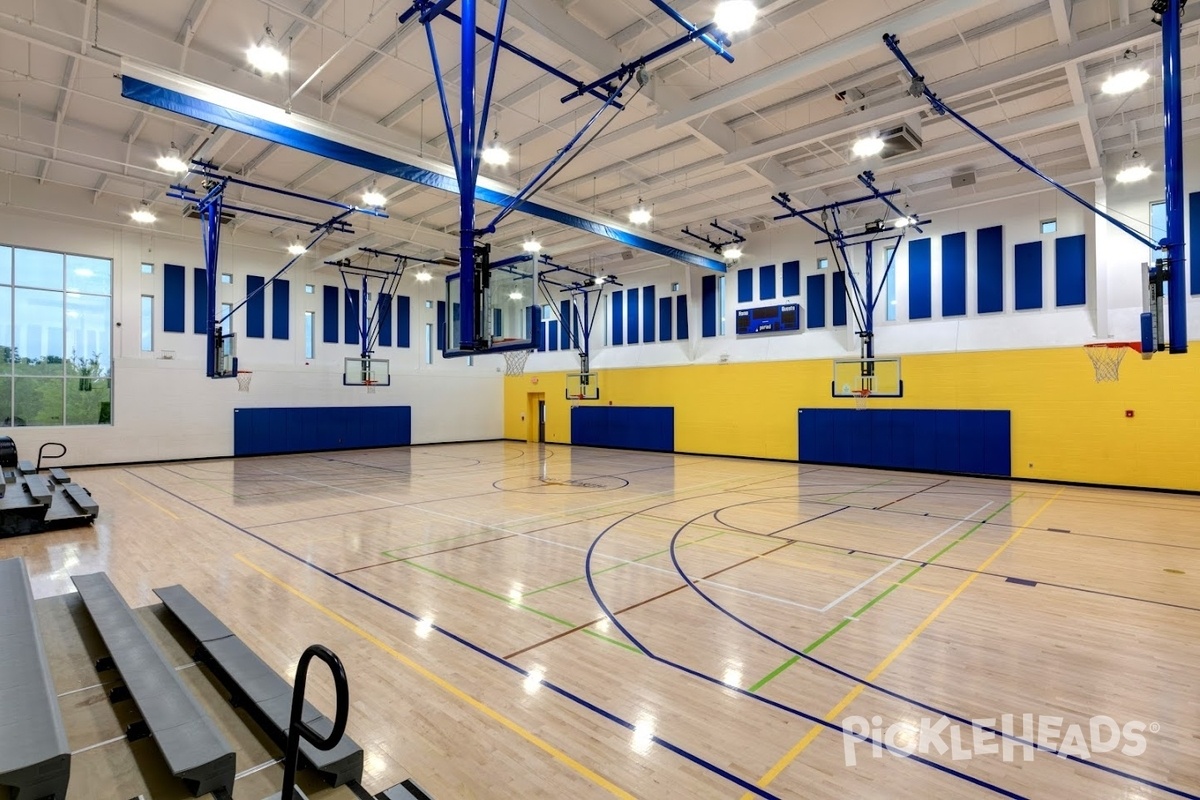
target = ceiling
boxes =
[0,0,1192,274]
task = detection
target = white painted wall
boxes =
[0,176,502,466]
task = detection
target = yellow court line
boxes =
[743,488,1063,797]
[233,553,635,799]
[113,478,181,520]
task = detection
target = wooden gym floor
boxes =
[4,442,1199,799]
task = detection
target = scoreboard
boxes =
[736,303,802,335]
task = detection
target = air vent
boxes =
[951,172,977,189]
[879,121,922,158]
[183,204,235,224]
[747,220,767,233]
[621,250,634,261]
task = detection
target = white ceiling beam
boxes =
[1049,0,1073,46]
[506,0,622,76]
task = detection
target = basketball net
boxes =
[1084,344,1130,383]
[504,349,533,376]
[236,371,253,392]
[364,379,377,395]
[851,388,870,410]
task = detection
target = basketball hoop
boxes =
[1084,342,1140,383]
[851,388,870,410]
[235,370,253,392]
[364,378,377,395]
[504,349,533,377]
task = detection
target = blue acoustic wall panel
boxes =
[1014,242,1043,310]
[832,272,847,326]
[806,274,826,328]
[548,320,559,351]
[1055,234,1087,307]
[759,264,776,300]
[436,300,446,351]
[976,226,1004,313]
[626,288,640,345]
[782,260,800,297]
[1191,192,1200,294]
[322,286,339,343]
[571,407,674,452]
[908,238,932,319]
[737,268,753,303]
[234,406,412,456]
[164,264,186,333]
[612,290,624,345]
[942,232,967,317]
[642,285,656,343]
[246,275,266,338]
[192,267,207,334]
[701,275,717,337]
[343,288,360,344]
[676,294,688,340]
[377,293,392,347]
[799,409,1010,476]
[658,296,672,341]
[560,300,571,349]
[272,279,290,340]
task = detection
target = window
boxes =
[1150,200,1168,294]
[141,296,154,352]
[141,263,154,274]
[304,311,315,358]
[817,258,829,270]
[717,275,726,335]
[0,246,113,427]
[220,273,232,284]
[304,284,314,294]
[424,323,433,364]
[671,282,681,292]
[603,295,609,346]
[220,302,232,329]
[1041,219,1057,234]
[884,246,897,321]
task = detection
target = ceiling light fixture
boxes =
[287,237,307,256]
[1115,151,1152,183]
[415,271,433,283]
[629,200,652,225]
[1102,68,1150,96]
[481,132,511,167]
[362,183,387,207]
[248,25,288,75]
[522,237,542,253]
[130,203,157,224]
[156,143,188,174]
[508,291,523,300]
[593,276,606,285]
[714,0,757,33]
[852,135,885,158]
[894,216,917,229]
[723,245,743,261]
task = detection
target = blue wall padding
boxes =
[192,268,207,334]
[323,286,339,343]
[908,238,932,319]
[246,275,265,338]
[1190,192,1200,294]
[164,264,186,332]
[642,285,656,343]
[377,293,392,347]
[343,288,360,344]
[612,290,624,345]
[806,274,826,328]
[272,279,289,340]
[436,300,446,351]
[701,275,717,337]
[548,320,559,351]
[976,226,1004,313]
[560,300,571,349]
[1014,242,1043,310]
[782,260,800,297]
[798,409,1011,477]
[676,294,688,340]
[626,288,640,344]
[234,406,411,456]
[737,268,753,303]
[658,296,672,341]
[942,232,967,317]
[832,272,847,326]
[759,264,776,300]
[1055,234,1087,307]
[571,407,674,452]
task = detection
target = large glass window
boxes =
[884,246,897,322]
[141,296,154,352]
[0,246,112,427]
[304,311,315,359]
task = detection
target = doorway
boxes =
[526,392,546,443]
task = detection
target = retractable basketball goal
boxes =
[1083,342,1145,383]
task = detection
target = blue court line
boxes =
[126,470,780,799]
[580,499,1026,799]
[661,506,1200,800]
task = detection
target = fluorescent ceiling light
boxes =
[156,143,188,174]
[130,204,157,224]
[852,135,885,157]
[1115,164,1152,183]
[522,238,542,253]
[362,185,387,207]
[1102,68,1150,95]
[287,237,307,256]
[248,27,287,75]
[723,246,743,261]
[415,271,433,282]
[714,0,757,34]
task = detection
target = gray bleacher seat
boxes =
[48,467,70,484]
[23,475,52,506]
[0,557,71,800]
[62,484,99,517]
[16,460,35,475]
[153,585,364,788]
[71,573,235,798]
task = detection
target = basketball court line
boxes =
[112,477,181,520]
[336,534,518,575]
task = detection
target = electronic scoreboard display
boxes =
[736,303,801,335]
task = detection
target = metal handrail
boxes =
[36,442,67,472]
[279,645,350,800]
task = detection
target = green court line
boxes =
[381,529,493,559]
[403,561,639,653]
[520,531,727,597]
[747,494,1024,693]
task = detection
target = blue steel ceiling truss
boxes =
[397,0,740,354]
[883,4,1188,354]
[168,162,388,377]
[772,171,928,361]
[681,220,747,253]
[533,255,621,373]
